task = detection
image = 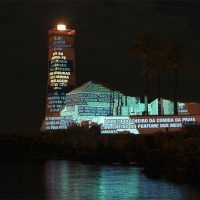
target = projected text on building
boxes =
[45,27,76,115]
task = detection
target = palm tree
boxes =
[164,43,190,115]
[129,32,157,115]
[151,48,167,115]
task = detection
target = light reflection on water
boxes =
[0,161,199,199]
[44,160,200,200]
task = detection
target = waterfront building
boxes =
[41,25,200,133]
[41,24,76,130]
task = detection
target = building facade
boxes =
[41,25,200,133]
[41,25,76,130]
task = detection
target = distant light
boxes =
[57,24,66,31]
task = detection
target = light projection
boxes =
[41,27,200,133]
[41,25,76,131]
[47,34,75,113]
[78,106,110,116]
[42,79,200,132]
[61,82,142,118]
[89,115,200,134]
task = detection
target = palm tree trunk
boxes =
[109,90,113,115]
[144,72,148,115]
[174,68,178,115]
[157,70,161,115]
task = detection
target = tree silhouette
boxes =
[164,43,190,115]
[129,32,157,115]
[149,43,168,115]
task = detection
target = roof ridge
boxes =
[67,81,114,94]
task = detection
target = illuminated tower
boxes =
[41,24,76,130]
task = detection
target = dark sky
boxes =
[0,1,200,131]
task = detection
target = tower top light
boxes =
[57,24,66,31]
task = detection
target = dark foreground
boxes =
[1,160,200,200]
[1,125,200,184]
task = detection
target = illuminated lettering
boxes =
[137,124,159,128]
[157,118,174,123]
[170,123,182,127]
[182,117,195,122]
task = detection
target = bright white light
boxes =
[57,24,66,31]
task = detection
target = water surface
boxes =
[0,160,199,200]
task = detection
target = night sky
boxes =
[0,1,200,131]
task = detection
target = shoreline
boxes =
[0,125,200,184]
